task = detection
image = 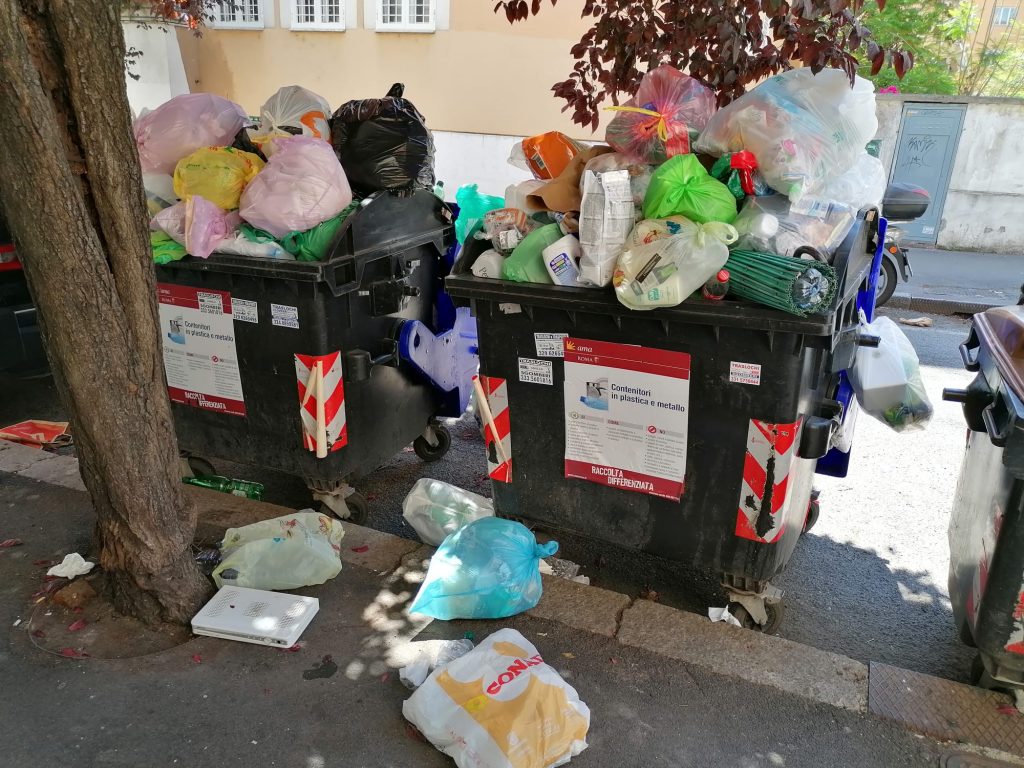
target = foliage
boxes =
[493,0,914,129]
[856,0,957,94]
[944,0,1024,97]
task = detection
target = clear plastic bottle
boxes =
[791,267,829,311]
[432,180,445,200]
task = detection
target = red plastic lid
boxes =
[716,269,730,282]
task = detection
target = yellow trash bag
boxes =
[212,511,345,590]
[173,146,265,210]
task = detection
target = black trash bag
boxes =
[330,83,435,196]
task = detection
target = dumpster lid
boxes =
[975,306,1024,397]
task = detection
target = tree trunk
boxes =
[0,0,210,624]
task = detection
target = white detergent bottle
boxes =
[471,249,507,279]
[542,235,582,286]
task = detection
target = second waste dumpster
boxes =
[447,208,883,631]
[945,304,1024,691]
[155,191,477,522]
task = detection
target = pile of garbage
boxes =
[138,84,434,264]
[459,65,885,318]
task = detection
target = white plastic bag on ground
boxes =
[397,638,476,690]
[696,69,877,202]
[239,136,353,239]
[134,93,248,175]
[849,314,933,432]
[212,511,344,590]
[402,478,494,546]
[403,628,590,768]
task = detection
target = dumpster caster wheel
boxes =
[414,424,451,462]
[729,601,784,635]
[802,499,820,535]
[319,492,369,526]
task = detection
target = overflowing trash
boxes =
[135,82,436,266]
[408,517,558,620]
[403,628,590,768]
[849,314,934,431]
[212,511,344,590]
[402,478,494,547]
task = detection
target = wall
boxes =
[192,0,598,140]
[873,94,1024,253]
[123,22,191,114]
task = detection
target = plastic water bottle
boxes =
[791,267,829,311]
[183,474,265,500]
[702,269,730,301]
[433,180,445,200]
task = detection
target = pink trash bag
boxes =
[150,196,241,259]
[239,136,353,239]
[605,65,717,165]
[135,94,248,175]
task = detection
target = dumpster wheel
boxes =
[413,424,451,462]
[318,492,369,526]
[729,601,784,635]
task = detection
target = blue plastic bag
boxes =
[409,517,558,620]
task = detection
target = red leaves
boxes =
[66,619,87,632]
[58,647,89,659]
[0,539,23,548]
[350,545,369,553]
[191,654,203,664]
[893,49,912,79]
[876,0,886,9]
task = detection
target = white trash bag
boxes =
[402,478,494,546]
[212,511,344,590]
[251,85,332,145]
[849,314,933,432]
[403,628,590,768]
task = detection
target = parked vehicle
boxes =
[875,183,931,307]
[0,214,46,375]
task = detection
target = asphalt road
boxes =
[0,309,982,682]
[904,247,1023,306]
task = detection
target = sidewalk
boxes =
[1,441,1022,767]
[890,247,1023,314]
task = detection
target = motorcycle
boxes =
[875,183,931,307]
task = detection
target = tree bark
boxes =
[0,0,210,624]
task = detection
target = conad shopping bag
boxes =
[403,628,590,768]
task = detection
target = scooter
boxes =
[874,183,931,307]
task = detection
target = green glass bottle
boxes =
[183,474,264,501]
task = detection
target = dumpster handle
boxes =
[959,339,980,372]
[982,400,1010,448]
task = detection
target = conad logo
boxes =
[485,654,545,695]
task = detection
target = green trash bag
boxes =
[241,200,360,262]
[151,230,187,265]
[501,223,562,283]
[643,154,738,224]
[455,184,504,244]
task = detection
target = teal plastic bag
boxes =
[409,517,558,620]
[501,223,562,283]
[643,154,738,224]
[455,184,504,244]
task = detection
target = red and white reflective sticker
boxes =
[1005,588,1024,655]
[735,419,799,544]
[479,375,511,483]
[295,352,347,455]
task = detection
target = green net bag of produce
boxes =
[643,154,737,224]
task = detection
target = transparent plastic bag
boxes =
[172,147,265,211]
[849,315,933,432]
[733,194,856,259]
[613,219,738,310]
[816,152,887,210]
[212,511,345,590]
[239,136,353,239]
[643,154,738,224]
[252,85,331,143]
[606,65,717,164]
[134,93,249,175]
[143,173,177,216]
[150,197,241,259]
[696,69,878,202]
[402,478,494,546]
[403,628,590,768]
[482,208,536,254]
[409,517,558,620]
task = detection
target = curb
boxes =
[2,438,1022,759]
[889,292,1003,316]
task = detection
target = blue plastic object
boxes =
[408,517,559,620]
[816,216,888,479]
[398,306,478,417]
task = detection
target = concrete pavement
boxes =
[0,463,968,767]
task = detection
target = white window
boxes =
[290,0,346,29]
[211,0,265,28]
[376,0,435,31]
[995,6,1018,25]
